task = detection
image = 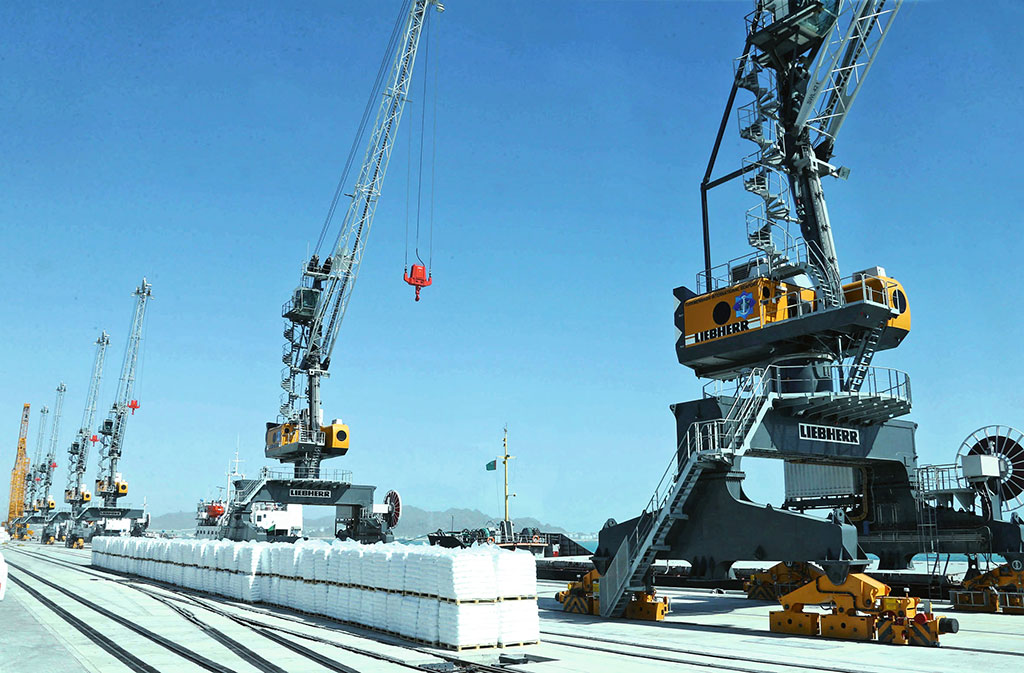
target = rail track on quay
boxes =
[5,545,1023,673]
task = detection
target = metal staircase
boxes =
[914,465,943,598]
[599,368,776,618]
[844,321,885,392]
[233,468,270,506]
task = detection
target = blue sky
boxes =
[1,1,1022,532]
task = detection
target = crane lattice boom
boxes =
[65,332,110,513]
[270,0,444,475]
[96,279,152,507]
[6,404,31,527]
[37,382,67,512]
[25,405,50,513]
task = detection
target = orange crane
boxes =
[5,404,31,537]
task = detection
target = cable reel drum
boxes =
[957,425,1024,518]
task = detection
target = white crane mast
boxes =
[97,278,153,507]
[25,405,49,512]
[37,382,66,510]
[274,0,444,475]
[65,332,110,515]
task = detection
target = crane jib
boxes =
[272,0,440,473]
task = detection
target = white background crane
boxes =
[271,0,444,476]
[65,332,110,518]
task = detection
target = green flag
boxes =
[485,460,497,471]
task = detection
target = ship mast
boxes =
[499,426,515,522]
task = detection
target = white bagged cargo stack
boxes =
[183,541,199,590]
[311,542,331,614]
[385,591,404,634]
[324,543,345,621]
[366,544,389,631]
[398,595,419,638]
[437,545,497,602]
[438,602,500,648]
[415,597,438,643]
[387,546,408,594]
[169,540,185,587]
[256,543,274,604]
[265,543,281,606]
[385,546,409,632]
[238,542,263,603]
[215,541,232,596]
[219,541,236,599]
[497,599,540,645]
[0,550,8,601]
[294,541,317,611]
[90,537,105,568]
[350,543,368,627]
[494,547,537,595]
[493,548,538,645]
[278,543,298,609]
[201,541,217,593]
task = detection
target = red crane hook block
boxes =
[128,400,140,414]
[403,264,432,302]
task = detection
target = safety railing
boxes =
[704,363,911,405]
[915,463,967,496]
[696,233,812,293]
[745,0,840,38]
[233,470,269,504]
[265,466,353,482]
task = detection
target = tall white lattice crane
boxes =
[35,382,66,513]
[65,332,110,517]
[268,0,444,476]
[24,404,49,514]
[96,279,153,508]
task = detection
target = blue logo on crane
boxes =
[734,291,754,319]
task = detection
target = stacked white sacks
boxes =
[0,527,11,544]
[91,538,539,648]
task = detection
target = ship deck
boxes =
[2,544,1023,672]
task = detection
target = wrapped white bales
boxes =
[90,537,539,648]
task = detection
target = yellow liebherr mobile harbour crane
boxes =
[5,404,32,539]
[569,0,980,647]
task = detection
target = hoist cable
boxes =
[413,8,431,267]
[404,81,412,271]
[314,0,412,257]
[428,9,439,272]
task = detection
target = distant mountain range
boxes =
[149,506,567,539]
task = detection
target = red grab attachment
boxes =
[403,264,432,301]
[128,400,140,414]
[90,435,99,444]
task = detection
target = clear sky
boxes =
[2,1,1022,533]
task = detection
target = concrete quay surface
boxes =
[1,543,1022,673]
